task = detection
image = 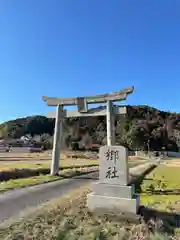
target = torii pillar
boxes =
[50,105,63,175]
[107,100,116,146]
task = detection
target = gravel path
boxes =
[0,162,153,226]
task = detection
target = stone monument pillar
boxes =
[87,145,140,214]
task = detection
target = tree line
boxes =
[0,105,180,151]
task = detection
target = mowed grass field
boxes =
[0,151,98,171]
[0,151,99,191]
[0,159,98,171]
[0,151,147,193]
[0,152,144,171]
[1,164,180,240]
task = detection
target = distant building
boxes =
[0,137,42,153]
[20,136,31,141]
[0,142,8,152]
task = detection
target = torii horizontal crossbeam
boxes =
[47,106,127,118]
[42,86,134,106]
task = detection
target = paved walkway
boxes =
[0,162,153,226]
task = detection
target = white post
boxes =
[106,100,113,146]
[51,105,63,175]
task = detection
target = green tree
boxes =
[122,122,151,150]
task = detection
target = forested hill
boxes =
[0,105,180,151]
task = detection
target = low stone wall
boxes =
[167,151,180,158]
[28,148,43,153]
[135,151,155,158]
[135,150,180,158]
[128,151,136,156]
[8,147,43,153]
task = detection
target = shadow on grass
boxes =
[74,164,155,181]
[0,159,50,162]
[0,165,99,181]
[129,165,157,193]
[72,171,99,180]
[139,205,180,235]
[144,189,180,195]
[143,177,154,181]
[93,205,180,237]
[133,164,180,236]
[0,157,37,161]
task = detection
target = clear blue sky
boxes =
[1,0,180,123]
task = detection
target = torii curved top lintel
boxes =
[42,86,134,106]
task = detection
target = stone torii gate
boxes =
[43,86,134,176]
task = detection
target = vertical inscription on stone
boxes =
[105,149,119,179]
[99,145,129,185]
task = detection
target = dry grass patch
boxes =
[0,184,173,240]
[0,185,92,239]
[1,164,180,239]
[163,160,180,168]
[129,156,141,160]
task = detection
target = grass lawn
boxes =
[0,166,98,193]
[139,164,180,238]
[0,159,149,196]
[0,156,146,185]
[140,164,180,216]
[0,161,145,192]
[140,164,180,198]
